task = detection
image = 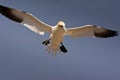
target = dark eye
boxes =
[60,25,63,28]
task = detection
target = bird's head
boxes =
[57,21,65,29]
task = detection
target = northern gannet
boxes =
[0,5,118,55]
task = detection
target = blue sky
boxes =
[0,0,120,80]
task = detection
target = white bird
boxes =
[0,5,118,55]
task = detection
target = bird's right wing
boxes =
[0,5,52,35]
[66,25,118,38]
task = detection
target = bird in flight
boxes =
[0,5,118,55]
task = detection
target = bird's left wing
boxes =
[0,5,52,35]
[66,25,118,38]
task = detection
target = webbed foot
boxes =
[42,39,50,46]
[60,43,68,53]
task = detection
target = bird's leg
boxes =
[60,42,68,53]
[42,39,51,46]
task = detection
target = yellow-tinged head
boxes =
[57,21,65,28]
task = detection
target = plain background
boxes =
[0,0,120,80]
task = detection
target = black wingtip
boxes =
[0,5,23,23]
[94,29,118,38]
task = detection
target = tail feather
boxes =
[47,44,60,56]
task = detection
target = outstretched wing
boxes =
[0,5,52,35]
[66,25,118,38]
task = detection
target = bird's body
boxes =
[43,21,67,54]
[50,23,65,45]
[0,5,118,55]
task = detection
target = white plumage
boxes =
[0,5,118,55]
